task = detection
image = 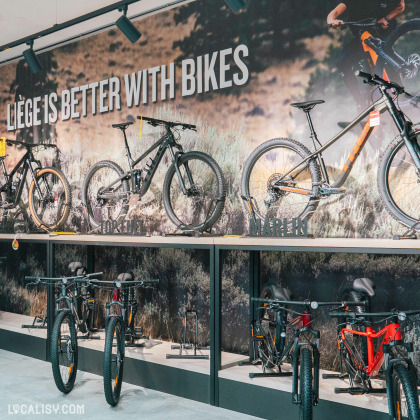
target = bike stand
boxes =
[334,387,387,395]
[322,372,348,380]
[125,326,149,348]
[77,331,101,340]
[249,369,293,379]
[21,313,47,329]
[166,310,210,360]
[393,224,420,240]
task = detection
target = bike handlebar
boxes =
[24,272,103,283]
[355,70,409,95]
[137,116,196,131]
[333,19,378,30]
[6,139,57,149]
[251,297,366,309]
[330,309,420,319]
[88,278,159,287]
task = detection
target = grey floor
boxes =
[0,350,261,420]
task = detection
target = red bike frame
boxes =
[341,322,401,377]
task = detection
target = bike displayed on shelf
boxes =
[336,18,420,107]
[81,117,226,233]
[24,263,102,393]
[241,72,420,233]
[249,284,365,420]
[0,138,72,232]
[327,278,420,420]
[88,273,159,406]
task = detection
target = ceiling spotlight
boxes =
[116,5,141,44]
[225,0,247,13]
[22,40,42,74]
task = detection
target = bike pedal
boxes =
[128,194,141,205]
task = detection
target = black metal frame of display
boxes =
[1,235,410,419]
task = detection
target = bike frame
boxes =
[0,148,45,208]
[340,321,402,377]
[98,126,189,200]
[272,87,418,197]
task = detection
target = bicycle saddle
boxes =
[117,272,134,282]
[290,100,325,111]
[112,122,133,130]
[352,278,376,297]
[68,261,87,276]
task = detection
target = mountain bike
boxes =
[89,273,159,406]
[250,288,363,420]
[81,117,226,233]
[336,18,420,107]
[241,71,420,231]
[0,138,71,231]
[327,278,420,420]
[24,265,102,393]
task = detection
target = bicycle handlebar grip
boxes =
[355,70,373,81]
[143,279,159,284]
[86,272,103,278]
[24,276,40,281]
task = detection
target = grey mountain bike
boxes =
[241,71,420,231]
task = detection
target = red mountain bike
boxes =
[326,278,420,420]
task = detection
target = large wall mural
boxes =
[1,0,420,237]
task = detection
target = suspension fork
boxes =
[26,158,50,199]
[168,145,189,195]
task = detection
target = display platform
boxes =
[0,311,389,419]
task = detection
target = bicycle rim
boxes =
[164,153,225,231]
[84,163,128,228]
[382,135,420,224]
[29,168,71,230]
[246,144,316,220]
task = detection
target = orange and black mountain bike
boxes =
[241,71,420,232]
[338,18,420,107]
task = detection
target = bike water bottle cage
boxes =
[117,272,134,282]
[352,278,376,297]
[290,100,325,111]
[68,261,87,276]
[112,122,133,130]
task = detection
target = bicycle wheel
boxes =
[103,316,125,406]
[241,138,321,221]
[163,151,226,232]
[254,320,276,370]
[50,311,78,393]
[82,161,129,230]
[384,20,420,106]
[340,288,368,371]
[28,167,71,231]
[298,347,313,420]
[378,127,420,228]
[389,363,420,420]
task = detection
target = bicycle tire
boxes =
[377,125,420,228]
[81,160,129,230]
[388,363,420,420]
[298,347,313,420]
[259,283,287,356]
[163,151,226,232]
[383,19,420,105]
[103,316,125,406]
[340,288,368,369]
[28,167,72,231]
[241,138,321,221]
[50,311,78,393]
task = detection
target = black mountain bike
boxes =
[241,72,420,231]
[89,273,159,406]
[82,117,226,233]
[25,265,102,393]
[250,287,363,420]
[0,138,71,231]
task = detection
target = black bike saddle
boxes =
[68,261,87,276]
[352,278,376,297]
[290,100,325,111]
[112,122,133,130]
[117,272,134,282]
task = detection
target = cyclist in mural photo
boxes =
[327,1,405,108]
